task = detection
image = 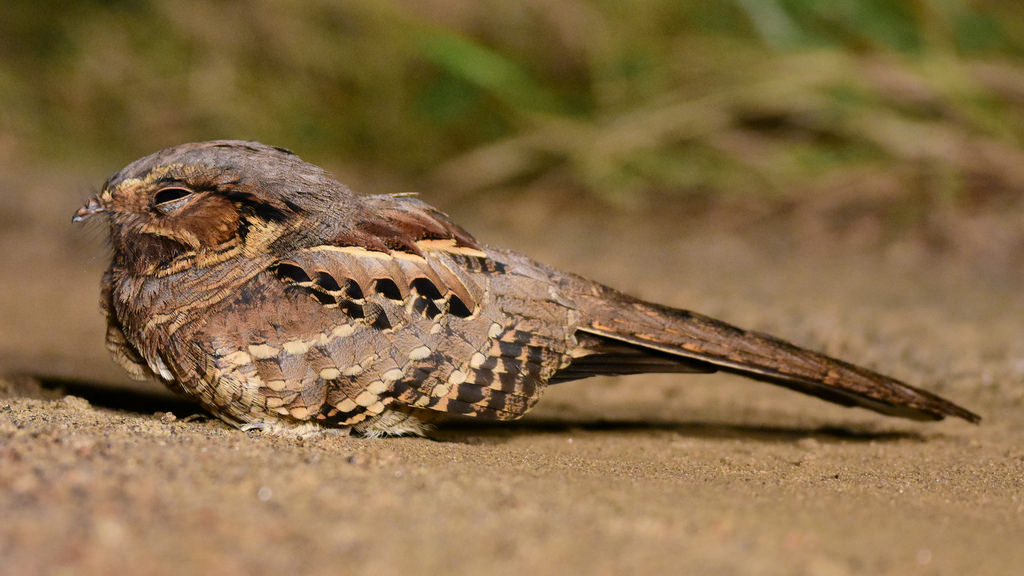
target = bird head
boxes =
[73,140,338,274]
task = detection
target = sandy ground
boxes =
[1,169,1023,575]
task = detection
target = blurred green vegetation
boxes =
[2,0,1024,203]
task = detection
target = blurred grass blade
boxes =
[733,0,801,48]
[414,29,563,115]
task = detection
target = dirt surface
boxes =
[2,170,1023,575]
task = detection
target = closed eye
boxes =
[153,187,194,214]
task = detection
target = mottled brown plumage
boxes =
[74,140,980,436]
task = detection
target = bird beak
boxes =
[73,195,106,223]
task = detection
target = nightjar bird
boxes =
[73,140,979,436]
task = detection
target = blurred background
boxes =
[1,0,1023,376]
[4,4,1024,574]
[5,0,1024,199]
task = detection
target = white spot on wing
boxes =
[408,346,432,361]
[248,344,280,359]
[148,356,174,382]
[488,323,503,339]
[416,238,487,258]
[382,368,405,382]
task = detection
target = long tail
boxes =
[559,283,980,423]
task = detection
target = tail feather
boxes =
[563,285,980,423]
[552,333,716,384]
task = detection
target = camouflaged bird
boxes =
[73,140,980,436]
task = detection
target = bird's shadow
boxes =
[27,376,925,444]
[428,416,922,444]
